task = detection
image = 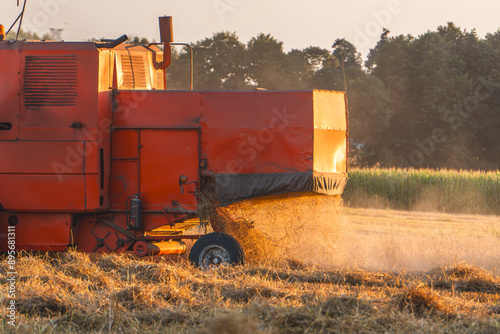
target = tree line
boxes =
[167,23,500,170]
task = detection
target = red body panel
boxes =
[0,213,72,251]
[139,130,199,211]
[109,129,139,210]
[0,42,109,214]
[0,141,84,173]
[18,43,100,141]
[113,91,201,128]
[0,42,21,141]
[0,174,86,211]
[201,91,314,174]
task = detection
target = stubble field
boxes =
[1,203,499,333]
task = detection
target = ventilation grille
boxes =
[120,54,148,89]
[24,55,77,107]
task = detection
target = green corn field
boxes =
[342,168,500,215]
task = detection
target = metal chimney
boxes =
[159,16,173,44]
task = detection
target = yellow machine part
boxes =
[145,218,201,237]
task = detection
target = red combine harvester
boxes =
[0,17,348,267]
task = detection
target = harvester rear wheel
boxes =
[189,232,244,268]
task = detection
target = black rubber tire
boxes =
[189,232,245,268]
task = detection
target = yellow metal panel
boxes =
[312,90,347,174]
[313,129,347,173]
[313,90,347,130]
[98,49,112,92]
[147,220,201,236]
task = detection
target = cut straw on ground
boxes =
[1,251,499,333]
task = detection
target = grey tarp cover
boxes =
[214,172,348,206]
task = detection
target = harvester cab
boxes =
[0,16,348,267]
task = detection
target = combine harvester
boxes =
[0,14,348,267]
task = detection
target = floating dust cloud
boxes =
[200,190,500,272]
[202,192,343,266]
[331,208,500,273]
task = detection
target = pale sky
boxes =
[2,0,500,58]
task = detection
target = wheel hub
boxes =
[199,245,230,267]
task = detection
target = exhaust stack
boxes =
[152,16,173,70]
[159,16,173,44]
